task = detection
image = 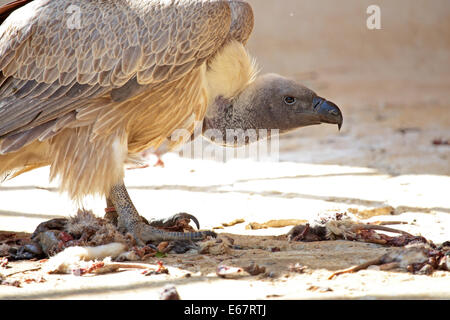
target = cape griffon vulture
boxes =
[0,0,342,245]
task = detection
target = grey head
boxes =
[202,73,343,146]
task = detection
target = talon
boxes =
[152,212,200,230]
[175,212,201,230]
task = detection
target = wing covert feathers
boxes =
[0,0,232,87]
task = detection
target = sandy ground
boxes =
[0,0,449,299]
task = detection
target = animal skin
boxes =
[0,0,343,245]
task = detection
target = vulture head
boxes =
[203,73,343,146]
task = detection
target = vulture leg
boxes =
[107,182,215,246]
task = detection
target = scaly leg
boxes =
[107,182,215,246]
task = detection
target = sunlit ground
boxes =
[1,151,449,244]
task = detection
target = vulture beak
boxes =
[312,96,343,130]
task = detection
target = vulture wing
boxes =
[0,0,253,154]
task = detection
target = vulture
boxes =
[0,0,343,246]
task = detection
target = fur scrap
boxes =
[44,242,126,274]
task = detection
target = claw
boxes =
[171,212,201,230]
[148,212,201,230]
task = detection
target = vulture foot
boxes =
[105,210,200,230]
[107,183,216,246]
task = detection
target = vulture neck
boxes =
[205,40,258,105]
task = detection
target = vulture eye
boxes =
[284,96,296,105]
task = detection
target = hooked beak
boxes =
[313,96,343,130]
